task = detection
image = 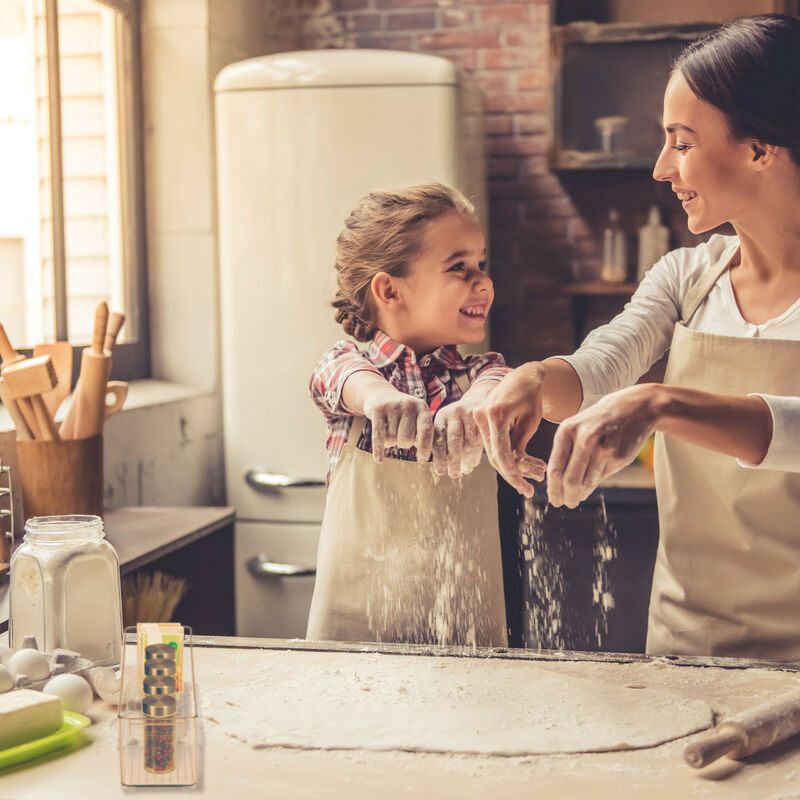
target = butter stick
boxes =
[0,689,63,750]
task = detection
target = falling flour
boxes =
[201,649,713,756]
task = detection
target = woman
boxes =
[475,14,800,659]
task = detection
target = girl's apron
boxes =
[306,374,508,647]
[648,253,800,658]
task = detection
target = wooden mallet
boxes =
[2,355,61,442]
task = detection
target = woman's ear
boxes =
[750,141,780,170]
[370,272,400,309]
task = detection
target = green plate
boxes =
[0,711,91,770]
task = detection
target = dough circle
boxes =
[202,650,712,756]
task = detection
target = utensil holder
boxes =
[16,435,103,519]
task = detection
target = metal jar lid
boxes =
[142,694,176,718]
[145,644,176,660]
[143,675,176,696]
[144,658,176,677]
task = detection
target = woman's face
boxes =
[653,72,758,234]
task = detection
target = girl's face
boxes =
[653,73,758,234]
[393,211,493,354]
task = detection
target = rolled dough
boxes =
[201,650,713,756]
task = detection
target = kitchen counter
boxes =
[3,636,800,799]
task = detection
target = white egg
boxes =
[8,649,50,681]
[88,666,122,705]
[43,674,93,714]
[0,665,13,693]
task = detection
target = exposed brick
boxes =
[490,199,523,223]
[374,0,436,7]
[480,5,528,24]
[442,8,473,28]
[513,112,548,135]
[520,154,551,176]
[484,115,513,136]
[516,69,545,91]
[347,13,382,32]
[335,0,370,10]
[387,10,436,30]
[358,33,413,49]
[417,30,499,50]
[484,90,544,114]
[505,29,544,48]
[482,48,536,70]
[476,71,512,93]
[488,155,524,177]
[488,133,547,156]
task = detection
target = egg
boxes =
[89,667,122,706]
[8,649,50,682]
[0,665,13,693]
[43,674,93,715]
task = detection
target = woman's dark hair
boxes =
[674,14,800,167]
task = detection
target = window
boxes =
[0,0,147,378]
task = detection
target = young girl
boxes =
[306,183,545,647]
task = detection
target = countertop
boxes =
[3,636,800,799]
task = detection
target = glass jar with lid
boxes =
[9,515,122,665]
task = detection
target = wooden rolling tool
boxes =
[684,686,800,768]
[103,311,125,354]
[0,377,32,440]
[0,322,40,436]
[61,302,109,440]
[2,355,60,441]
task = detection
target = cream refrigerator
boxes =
[214,49,485,637]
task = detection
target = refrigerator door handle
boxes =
[245,468,325,492]
[247,555,316,579]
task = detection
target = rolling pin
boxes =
[684,686,800,768]
[61,302,109,439]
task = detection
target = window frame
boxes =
[39,0,149,382]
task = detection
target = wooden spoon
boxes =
[33,342,73,419]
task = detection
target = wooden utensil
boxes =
[61,302,110,440]
[0,322,40,436]
[684,686,800,768]
[2,355,60,441]
[33,342,73,419]
[103,311,125,354]
[0,377,32,440]
[104,381,128,420]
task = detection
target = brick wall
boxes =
[257,0,707,365]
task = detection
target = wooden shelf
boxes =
[557,282,637,296]
[550,150,657,171]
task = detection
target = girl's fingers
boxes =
[446,415,465,478]
[371,413,386,463]
[432,420,448,475]
[396,406,417,449]
[415,410,434,463]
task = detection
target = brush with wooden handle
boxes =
[2,355,60,442]
[61,302,110,440]
[684,686,800,768]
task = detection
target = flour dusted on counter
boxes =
[201,649,713,755]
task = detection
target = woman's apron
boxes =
[647,254,800,659]
[306,375,508,647]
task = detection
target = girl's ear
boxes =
[370,272,401,309]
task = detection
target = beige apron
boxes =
[647,252,800,659]
[306,375,508,647]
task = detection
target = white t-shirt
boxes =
[559,233,800,472]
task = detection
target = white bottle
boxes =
[637,205,670,282]
[601,209,627,282]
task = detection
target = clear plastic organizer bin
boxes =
[117,625,198,787]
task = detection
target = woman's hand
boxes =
[362,387,434,463]
[473,363,549,497]
[547,383,659,508]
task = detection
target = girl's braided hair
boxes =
[332,182,476,341]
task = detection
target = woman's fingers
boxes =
[546,425,574,507]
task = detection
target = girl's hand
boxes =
[432,400,484,478]
[362,387,434,463]
[473,363,547,497]
[547,384,658,508]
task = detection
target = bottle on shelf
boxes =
[637,205,670,282]
[601,209,627,282]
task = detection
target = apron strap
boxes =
[346,369,473,447]
[680,244,739,323]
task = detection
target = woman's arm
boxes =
[546,383,773,508]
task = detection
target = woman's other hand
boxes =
[363,387,434,463]
[547,384,659,508]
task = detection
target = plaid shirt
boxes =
[310,330,511,481]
